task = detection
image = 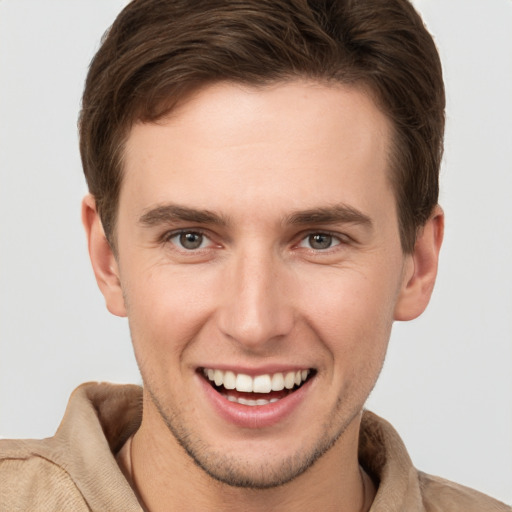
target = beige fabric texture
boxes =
[0,382,509,511]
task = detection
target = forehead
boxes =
[120,80,395,224]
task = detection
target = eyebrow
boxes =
[139,204,228,227]
[285,204,373,228]
[138,202,372,230]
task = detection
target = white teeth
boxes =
[253,375,272,393]
[221,395,276,406]
[235,373,253,393]
[223,371,236,390]
[204,368,311,394]
[284,371,296,389]
[214,369,223,387]
[271,373,285,391]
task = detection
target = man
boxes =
[0,0,509,510]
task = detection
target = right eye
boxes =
[167,231,211,250]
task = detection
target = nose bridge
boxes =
[218,243,293,349]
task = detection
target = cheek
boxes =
[302,268,398,362]
[122,265,218,364]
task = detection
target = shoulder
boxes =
[418,471,511,512]
[0,383,143,512]
[359,411,510,511]
[0,438,89,511]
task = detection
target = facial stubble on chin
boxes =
[147,386,361,490]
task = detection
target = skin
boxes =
[83,80,443,511]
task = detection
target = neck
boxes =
[127,399,375,512]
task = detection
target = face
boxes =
[90,81,430,488]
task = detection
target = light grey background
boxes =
[1,0,511,504]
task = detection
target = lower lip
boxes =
[198,374,314,429]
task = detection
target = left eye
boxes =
[168,231,210,250]
[298,233,341,250]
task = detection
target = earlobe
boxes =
[394,205,444,321]
[81,194,127,317]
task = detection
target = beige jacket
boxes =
[0,382,509,511]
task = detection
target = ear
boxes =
[82,194,127,317]
[394,205,444,321]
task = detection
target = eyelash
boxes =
[161,229,350,253]
[162,229,214,251]
[297,231,349,251]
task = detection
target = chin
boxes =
[148,385,357,490]
[177,440,335,490]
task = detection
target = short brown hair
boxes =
[79,0,445,253]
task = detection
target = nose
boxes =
[217,247,295,352]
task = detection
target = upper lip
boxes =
[196,365,314,376]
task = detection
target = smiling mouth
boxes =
[200,368,315,406]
